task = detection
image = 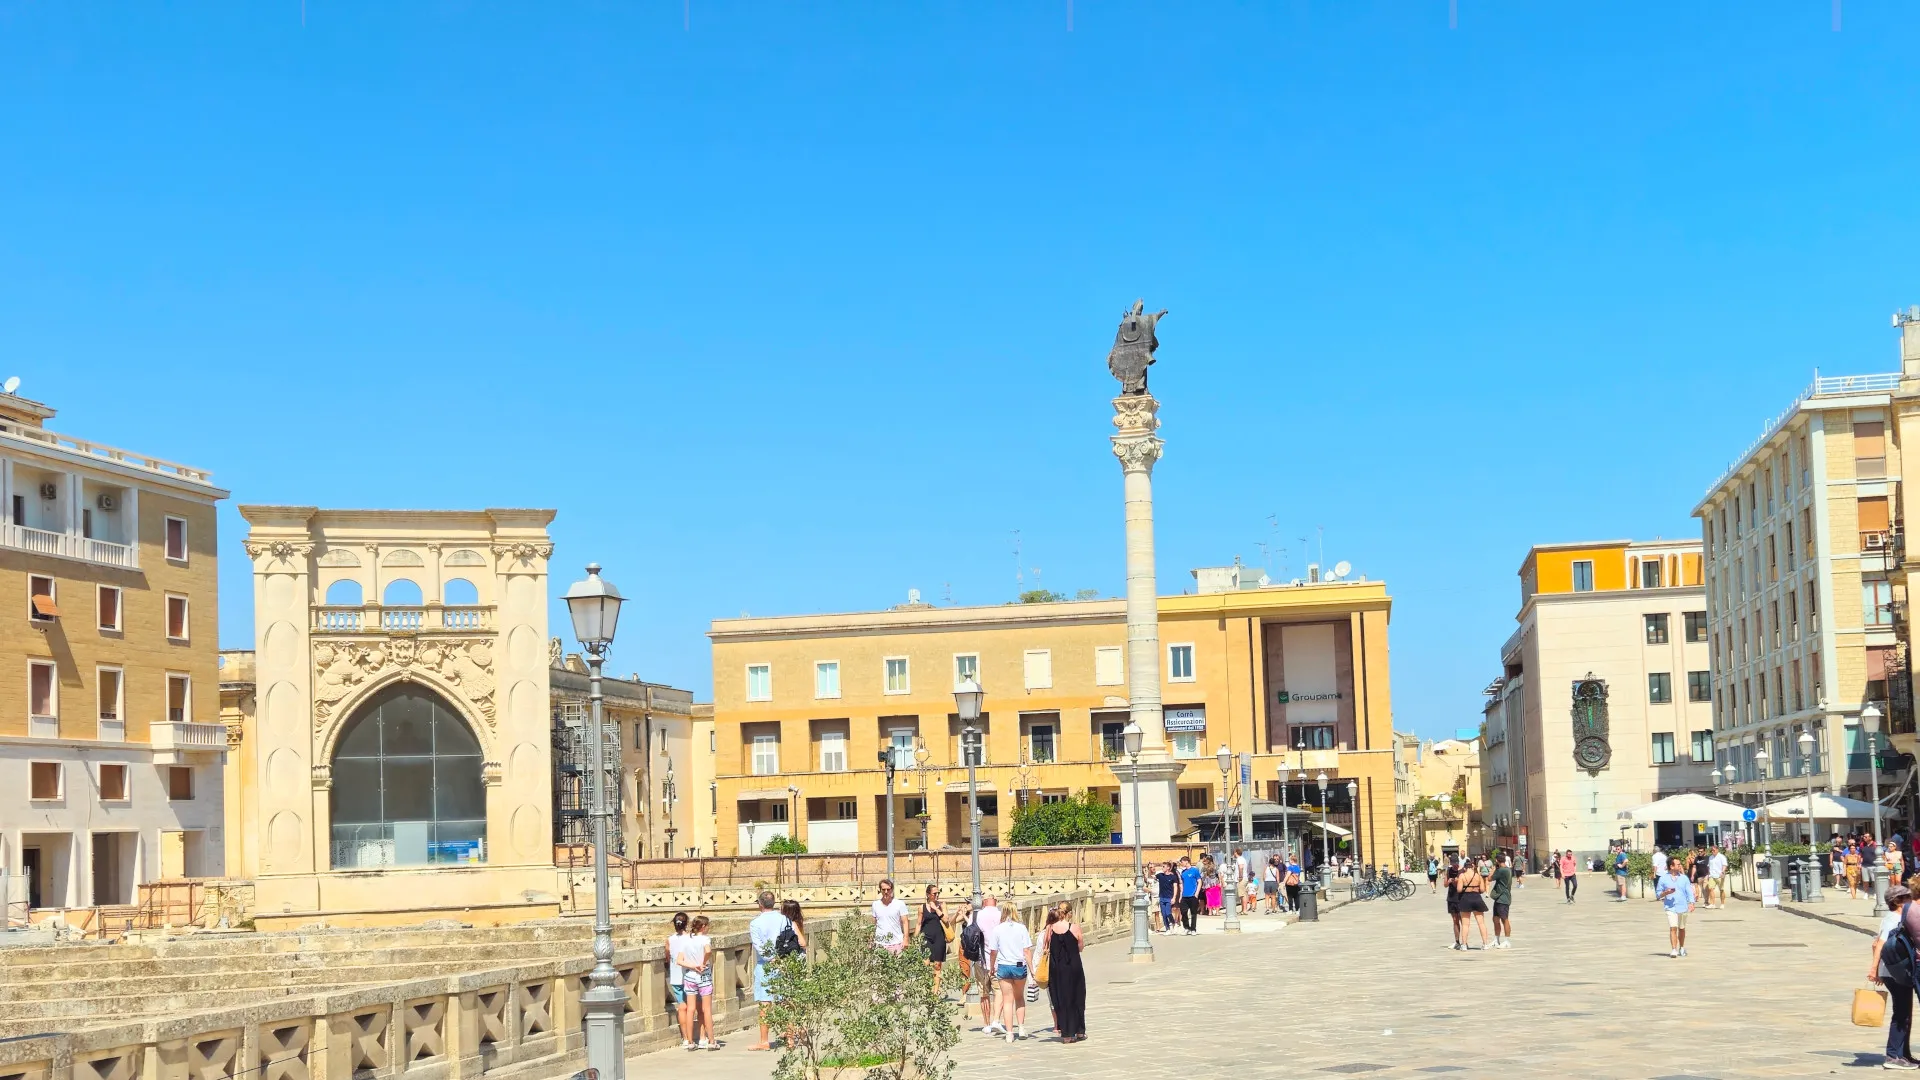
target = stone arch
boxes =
[382,578,424,606]
[324,579,363,606]
[328,682,487,869]
[317,662,498,765]
[444,577,480,605]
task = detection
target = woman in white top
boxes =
[666,912,693,1049]
[990,906,1035,1043]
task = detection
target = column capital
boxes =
[1113,437,1164,471]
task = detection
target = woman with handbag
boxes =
[1869,884,1916,1068]
[919,884,949,996]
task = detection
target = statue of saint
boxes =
[1106,299,1167,395]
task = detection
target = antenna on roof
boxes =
[1012,530,1023,594]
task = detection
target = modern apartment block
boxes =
[0,391,228,918]
[1481,540,1714,861]
[1693,333,1913,820]
[708,569,1399,865]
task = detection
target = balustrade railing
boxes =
[312,605,495,634]
[0,523,136,568]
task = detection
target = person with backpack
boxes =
[1871,884,1917,1070]
[747,890,791,1051]
[1427,854,1440,893]
[964,895,1001,1032]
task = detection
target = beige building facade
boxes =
[549,651,698,861]
[1483,540,1715,862]
[1409,736,1483,860]
[0,391,228,920]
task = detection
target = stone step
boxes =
[0,957,569,1001]
[0,939,619,983]
[0,921,639,967]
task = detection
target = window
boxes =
[1684,611,1707,643]
[1641,559,1664,589]
[1690,730,1714,762]
[1172,732,1203,759]
[1030,724,1056,763]
[1687,671,1712,703]
[28,574,55,622]
[167,674,191,724]
[1023,649,1052,690]
[29,659,55,721]
[165,595,189,641]
[98,763,129,802]
[1168,643,1195,682]
[1040,792,1066,805]
[164,516,188,562]
[814,661,840,700]
[98,667,123,738]
[1094,645,1124,686]
[1861,495,1892,549]
[1857,420,1888,478]
[835,799,857,819]
[1571,560,1594,592]
[751,734,779,775]
[1645,614,1669,645]
[30,761,62,800]
[1100,721,1126,760]
[1178,787,1212,811]
[1865,578,1895,627]
[883,657,910,695]
[1292,724,1336,750]
[1648,672,1672,704]
[819,731,847,772]
[167,766,195,800]
[888,729,915,769]
[93,586,121,632]
[1650,732,1676,765]
[745,664,772,702]
[953,653,979,689]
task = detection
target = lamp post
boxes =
[1346,778,1359,867]
[1796,727,1820,899]
[1317,772,1330,871]
[954,677,985,908]
[662,759,678,862]
[1216,745,1240,933]
[1276,766,1293,870]
[1865,702,1889,915]
[562,564,627,1080]
[1755,745,1773,859]
[878,746,898,882]
[1123,721,1152,959]
[1711,768,1724,849]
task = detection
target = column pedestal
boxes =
[1111,758,1186,845]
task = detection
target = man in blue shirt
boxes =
[1153,862,1179,933]
[1177,856,1203,935]
[1613,846,1631,902]
[1656,856,1697,958]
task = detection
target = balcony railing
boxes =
[150,721,227,763]
[0,418,215,484]
[310,604,496,634]
[0,522,136,568]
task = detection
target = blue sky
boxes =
[2,2,1916,739]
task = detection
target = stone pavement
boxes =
[612,880,1899,1079]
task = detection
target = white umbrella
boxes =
[1760,792,1891,821]
[1615,792,1748,822]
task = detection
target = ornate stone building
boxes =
[229,507,559,927]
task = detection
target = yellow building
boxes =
[1409,737,1483,860]
[708,569,1397,867]
[0,390,228,918]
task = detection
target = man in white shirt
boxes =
[870,878,911,954]
[1234,849,1253,914]
[1706,847,1729,909]
[747,891,790,1051]
[973,896,1003,1032]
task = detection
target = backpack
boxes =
[959,917,986,962]
[1884,919,1917,988]
[774,921,803,959]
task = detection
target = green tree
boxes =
[767,916,958,1080]
[1017,589,1067,604]
[1007,790,1116,846]
[762,834,808,855]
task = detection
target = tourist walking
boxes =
[990,904,1036,1043]
[1490,852,1514,949]
[1656,856,1696,958]
[1263,855,1281,913]
[1870,884,1917,1070]
[1456,855,1493,949]
[1177,857,1202,934]
[747,891,790,1051]
[1706,846,1728,909]
[1849,842,1866,900]
[871,878,911,953]
[1202,860,1222,915]
[1043,902,1088,1043]
[667,911,693,1049]
[1154,862,1178,931]
[967,895,1002,1032]
[1284,853,1303,913]
[1444,857,1464,950]
[1427,854,1440,893]
[1613,845,1630,901]
[920,884,949,995]
[1558,849,1579,903]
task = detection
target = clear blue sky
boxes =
[3,3,1916,739]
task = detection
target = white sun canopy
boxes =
[1760,792,1891,822]
[1615,792,1748,822]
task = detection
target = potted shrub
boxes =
[766,916,958,1080]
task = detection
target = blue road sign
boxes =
[1742,808,1758,823]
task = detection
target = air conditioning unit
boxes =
[1868,533,1887,549]
[36,482,56,500]
[96,493,117,511]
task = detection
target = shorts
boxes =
[881,940,905,955]
[1457,894,1488,914]
[1666,911,1688,930]
[1264,882,1279,896]
[669,982,687,1005]
[753,962,775,1003]
[1493,902,1510,921]
[1427,874,1439,882]
[682,971,713,998]
[996,962,1028,981]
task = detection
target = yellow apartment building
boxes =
[707,569,1398,867]
[0,390,228,918]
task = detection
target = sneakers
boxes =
[1496,940,1512,950]
[1884,1056,1919,1070]
[681,1041,694,1051]
[982,1024,1004,1036]
[1669,949,1679,958]
[1006,1029,1017,1044]
[1679,947,1688,957]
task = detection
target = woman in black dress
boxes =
[919,884,948,996]
[1044,901,1088,1043]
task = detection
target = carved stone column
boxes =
[1110,394,1185,843]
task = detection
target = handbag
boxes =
[1034,939,1052,988]
[1854,986,1889,1027]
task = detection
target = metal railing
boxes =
[1703,370,1901,498]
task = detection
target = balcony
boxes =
[0,522,136,568]
[0,418,215,484]
[310,604,495,635]
[150,721,227,764]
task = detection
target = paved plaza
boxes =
[625,880,1898,1080]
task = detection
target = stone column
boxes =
[1109,394,1185,843]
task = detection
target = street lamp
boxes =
[1276,766,1293,874]
[1755,745,1772,859]
[878,746,899,882]
[954,676,985,908]
[562,564,627,1080]
[662,759,678,861]
[1865,702,1889,915]
[1123,721,1152,959]
[1216,745,1241,933]
[1346,779,1359,868]
[1316,772,1330,871]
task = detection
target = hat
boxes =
[1889,885,1912,907]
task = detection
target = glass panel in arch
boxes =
[330,759,383,823]
[433,701,481,756]
[436,771,485,820]
[383,694,433,754]
[384,760,434,820]
[336,714,382,758]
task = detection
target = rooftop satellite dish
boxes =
[1333,560,1352,580]
[2,377,18,395]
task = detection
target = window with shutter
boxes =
[1023,649,1052,690]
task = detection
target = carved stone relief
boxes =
[313,638,498,734]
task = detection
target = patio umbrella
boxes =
[1760,792,1892,821]
[1615,792,1748,822]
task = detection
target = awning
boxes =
[1615,792,1747,822]
[1308,820,1352,837]
[1760,792,1893,821]
[31,595,58,618]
